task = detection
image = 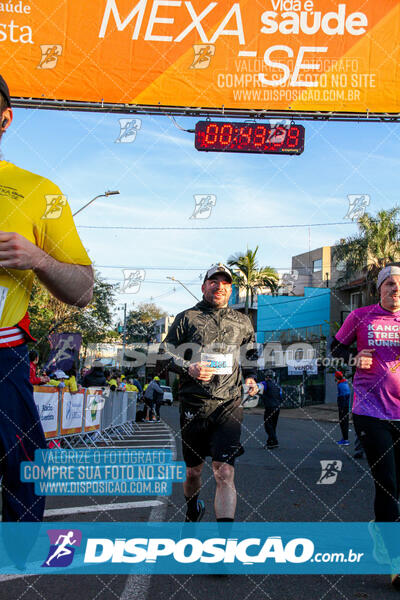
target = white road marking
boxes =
[120,425,176,600]
[44,500,163,517]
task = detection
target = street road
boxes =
[0,404,396,600]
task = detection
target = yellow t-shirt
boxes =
[66,375,78,393]
[0,161,92,327]
[126,384,139,392]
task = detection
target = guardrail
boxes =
[33,387,138,448]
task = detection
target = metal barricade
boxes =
[34,386,138,449]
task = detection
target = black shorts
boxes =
[180,403,244,467]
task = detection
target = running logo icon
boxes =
[190,45,215,69]
[120,269,146,294]
[317,460,342,485]
[281,270,298,292]
[42,529,82,568]
[345,194,370,220]
[42,195,67,220]
[190,195,216,219]
[115,119,142,143]
[37,45,63,69]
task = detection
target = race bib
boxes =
[0,287,8,320]
[201,352,233,375]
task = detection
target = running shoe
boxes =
[266,442,279,449]
[336,439,350,446]
[368,520,390,565]
[185,499,205,523]
[354,452,364,459]
[391,573,400,590]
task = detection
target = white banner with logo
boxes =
[60,390,85,435]
[84,389,103,432]
[33,386,59,438]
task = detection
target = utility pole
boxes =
[122,302,127,361]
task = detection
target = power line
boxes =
[106,279,199,285]
[97,265,204,270]
[78,221,357,231]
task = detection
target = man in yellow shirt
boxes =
[0,74,93,522]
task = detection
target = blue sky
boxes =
[4,107,400,317]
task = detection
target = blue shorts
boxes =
[0,344,46,521]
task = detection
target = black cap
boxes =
[203,263,233,284]
[0,75,11,107]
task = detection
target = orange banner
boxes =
[1,0,399,113]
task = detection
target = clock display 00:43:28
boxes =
[194,121,305,155]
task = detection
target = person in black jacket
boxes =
[158,264,258,523]
[259,370,282,449]
[82,360,107,387]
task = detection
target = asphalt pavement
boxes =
[0,403,398,600]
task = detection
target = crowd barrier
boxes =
[33,387,138,448]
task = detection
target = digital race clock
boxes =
[194,121,305,155]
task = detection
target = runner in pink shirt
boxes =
[331,264,400,589]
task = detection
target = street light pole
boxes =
[166,276,200,301]
[73,190,120,217]
[122,302,127,360]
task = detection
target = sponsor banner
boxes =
[2,1,400,113]
[45,332,81,373]
[83,390,103,432]
[33,387,59,438]
[60,390,84,435]
[1,522,400,575]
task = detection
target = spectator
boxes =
[48,370,69,388]
[143,377,164,422]
[132,377,142,394]
[334,371,351,446]
[65,366,79,393]
[28,350,49,385]
[152,376,164,422]
[126,379,139,393]
[258,370,282,449]
[106,371,118,391]
[82,360,107,388]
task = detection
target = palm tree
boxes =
[227,246,279,314]
[333,207,400,302]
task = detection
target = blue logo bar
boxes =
[1,522,400,575]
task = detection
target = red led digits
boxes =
[238,126,252,148]
[194,121,304,155]
[219,123,233,146]
[286,126,300,148]
[205,123,218,145]
[253,125,266,148]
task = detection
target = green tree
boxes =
[333,207,400,303]
[227,246,279,314]
[125,302,167,343]
[29,271,117,361]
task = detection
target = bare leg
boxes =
[212,461,236,519]
[183,463,203,499]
